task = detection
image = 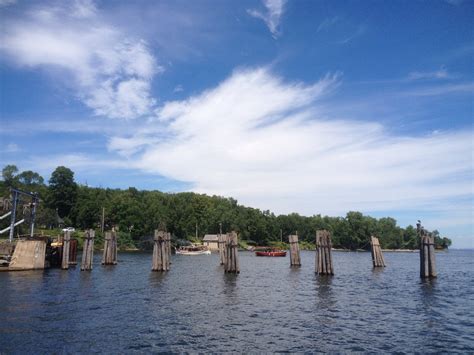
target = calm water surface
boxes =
[1,250,473,353]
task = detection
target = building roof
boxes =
[203,234,219,242]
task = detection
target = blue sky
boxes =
[0,0,472,248]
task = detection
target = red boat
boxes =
[255,248,287,257]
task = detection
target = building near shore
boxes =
[202,234,219,251]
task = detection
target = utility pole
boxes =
[219,222,222,235]
[195,222,198,239]
[101,207,105,233]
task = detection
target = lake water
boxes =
[1,250,473,353]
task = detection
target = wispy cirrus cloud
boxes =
[248,0,286,38]
[0,0,161,119]
[317,16,339,33]
[408,67,455,81]
[105,68,473,225]
[403,82,474,96]
[338,24,367,44]
[0,0,16,7]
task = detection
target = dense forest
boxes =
[0,164,452,250]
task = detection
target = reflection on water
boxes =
[0,250,473,353]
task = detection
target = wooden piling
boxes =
[69,238,78,265]
[315,230,334,275]
[289,234,301,267]
[102,230,118,265]
[81,229,95,271]
[61,230,71,270]
[420,233,437,278]
[370,236,386,268]
[218,233,226,265]
[224,231,239,274]
[152,230,170,272]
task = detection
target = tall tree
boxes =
[48,166,78,218]
[17,170,44,187]
[1,164,19,189]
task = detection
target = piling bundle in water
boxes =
[152,230,170,272]
[289,234,301,267]
[61,231,71,270]
[370,236,386,268]
[81,229,95,271]
[102,230,118,265]
[224,231,239,274]
[69,239,78,265]
[218,233,226,265]
[315,230,334,275]
[420,233,437,279]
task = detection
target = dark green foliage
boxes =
[1,165,19,189]
[0,164,452,250]
[48,166,78,218]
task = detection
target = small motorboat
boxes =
[255,248,287,257]
[176,245,211,255]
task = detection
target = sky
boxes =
[0,0,472,248]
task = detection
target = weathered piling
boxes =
[218,233,226,265]
[370,236,386,267]
[417,221,437,278]
[224,231,239,273]
[289,234,301,267]
[152,230,170,272]
[81,229,95,271]
[69,238,78,265]
[61,231,71,270]
[102,230,118,265]
[315,230,334,275]
[420,233,437,278]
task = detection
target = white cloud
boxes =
[408,67,454,81]
[317,16,339,33]
[404,83,474,96]
[338,24,367,44]
[0,0,16,7]
[0,1,161,119]
[173,85,184,93]
[248,0,286,38]
[1,143,20,153]
[106,68,473,223]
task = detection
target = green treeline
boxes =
[0,165,452,250]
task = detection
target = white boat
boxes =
[175,245,211,255]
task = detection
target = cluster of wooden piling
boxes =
[81,229,95,271]
[218,233,226,265]
[370,236,386,268]
[61,231,71,270]
[315,230,334,275]
[224,231,239,273]
[69,239,78,265]
[289,234,301,267]
[151,230,171,272]
[102,230,117,265]
[417,222,437,278]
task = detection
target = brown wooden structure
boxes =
[370,236,386,268]
[5,239,46,271]
[224,231,239,273]
[152,230,170,272]
[102,230,118,265]
[315,230,334,275]
[61,231,71,270]
[69,239,78,265]
[81,229,95,271]
[417,221,437,278]
[289,234,301,267]
[218,233,226,265]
